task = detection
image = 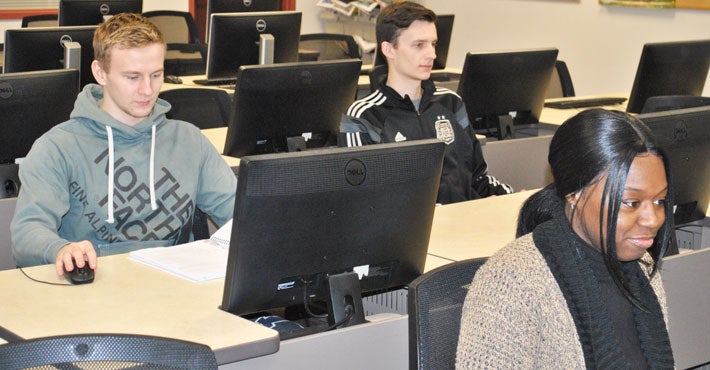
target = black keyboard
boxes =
[192,77,237,86]
[544,96,627,109]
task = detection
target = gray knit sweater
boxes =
[455,233,668,369]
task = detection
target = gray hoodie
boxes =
[11,84,237,267]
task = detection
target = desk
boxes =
[0,254,279,365]
[539,93,629,126]
[2,191,708,368]
[202,127,240,167]
[428,190,534,262]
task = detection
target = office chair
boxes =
[299,33,361,62]
[159,88,231,129]
[0,197,18,271]
[546,60,576,99]
[408,257,488,370]
[143,10,206,75]
[21,14,58,28]
[0,333,218,369]
[369,64,388,93]
[0,163,20,199]
[640,95,710,114]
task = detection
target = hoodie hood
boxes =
[69,84,171,141]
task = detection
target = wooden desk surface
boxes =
[539,93,629,126]
[0,254,279,364]
[427,190,535,261]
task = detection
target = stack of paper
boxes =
[129,219,233,282]
[317,0,381,17]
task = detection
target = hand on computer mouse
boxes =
[56,240,97,277]
[65,259,95,285]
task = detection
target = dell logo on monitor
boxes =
[300,71,312,85]
[674,122,688,142]
[256,19,267,32]
[243,0,253,6]
[345,159,366,186]
[0,82,13,99]
[100,4,110,15]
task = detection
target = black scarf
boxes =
[532,208,674,369]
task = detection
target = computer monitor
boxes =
[457,47,558,140]
[221,139,445,331]
[0,69,81,165]
[205,0,282,41]
[59,0,144,26]
[223,59,361,157]
[626,39,710,114]
[373,13,455,70]
[638,105,710,226]
[203,11,301,82]
[3,26,98,87]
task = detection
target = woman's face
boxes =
[571,154,668,261]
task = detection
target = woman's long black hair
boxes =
[516,109,675,309]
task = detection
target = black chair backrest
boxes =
[299,33,361,61]
[640,95,710,114]
[0,333,218,369]
[408,257,488,370]
[555,60,575,97]
[368,64,388,93]
[21,14,58,28]
[159,88,231,129]
[0,164,20,199]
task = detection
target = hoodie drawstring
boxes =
[105,125,158,224]
[149,125,158,211]
[105,126,115,224]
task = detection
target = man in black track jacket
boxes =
[339,1,513,204]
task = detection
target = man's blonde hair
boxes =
[93,13,166,70]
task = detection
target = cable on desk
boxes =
[17,266,73,286]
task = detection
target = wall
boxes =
[299,0,710,96]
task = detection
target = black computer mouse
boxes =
[65,260,95,285]
[164,75,183,84]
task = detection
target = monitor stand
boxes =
[286,136,307,152]
[326,272,367,329]
[495,114,515,141]
[259,34,275,65]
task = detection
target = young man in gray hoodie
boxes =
[11,13,237,277]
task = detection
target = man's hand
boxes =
[55,241,97,277]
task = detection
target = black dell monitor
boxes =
[627,39,710,114]
[638,106,710,226]
[206,0,282,41]
[221,139,445,332]
[373,13,455,71]
[3,26,98,87]
[0,69,81,165]
[202,11,301,83]
[223,59,361,157]
[457,47,558,140]
[59,0,144,26]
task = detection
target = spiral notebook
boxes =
[129,219,233,282]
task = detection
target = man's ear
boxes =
[91,60,107,85]
[381,41,396,60]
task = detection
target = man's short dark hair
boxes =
[376,1,436,47]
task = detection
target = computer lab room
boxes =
[0,0,708,369]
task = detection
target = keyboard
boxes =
[192,77,237,86]
[544,96,627,109]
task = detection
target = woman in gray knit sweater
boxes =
[456,109,675,369]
